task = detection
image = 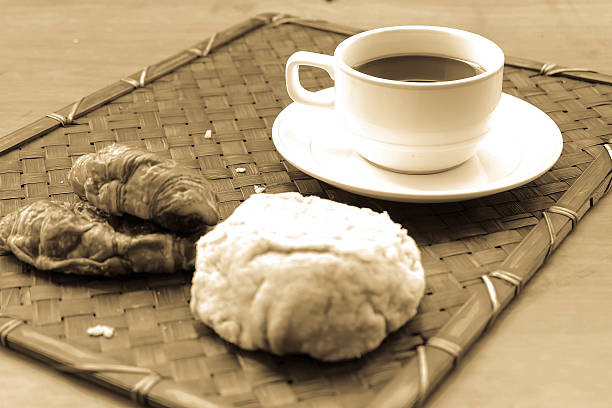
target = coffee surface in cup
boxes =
[353,54,485,82]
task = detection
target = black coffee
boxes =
[353,54,485,82]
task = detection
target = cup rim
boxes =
[334,25,505,88]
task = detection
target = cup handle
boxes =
[285,51,335,108]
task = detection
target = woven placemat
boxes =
[1,13,612,408]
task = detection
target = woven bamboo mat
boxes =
[1,13,612,408]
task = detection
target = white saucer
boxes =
[272,89,562,202]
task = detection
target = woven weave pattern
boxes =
[1,21,612,407]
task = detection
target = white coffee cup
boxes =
[285,26,504,174]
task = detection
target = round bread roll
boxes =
[190,192,424,361]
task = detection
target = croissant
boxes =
[68,144,219,235]
[0,200,196,276]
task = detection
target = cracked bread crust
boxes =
[190,192,424,361]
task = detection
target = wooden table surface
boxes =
[1,1,611,407]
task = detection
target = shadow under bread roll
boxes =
[0,200,196,276]
[68,144,219,235]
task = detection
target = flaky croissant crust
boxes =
[0,200,196,276]
[69,144,219,235]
